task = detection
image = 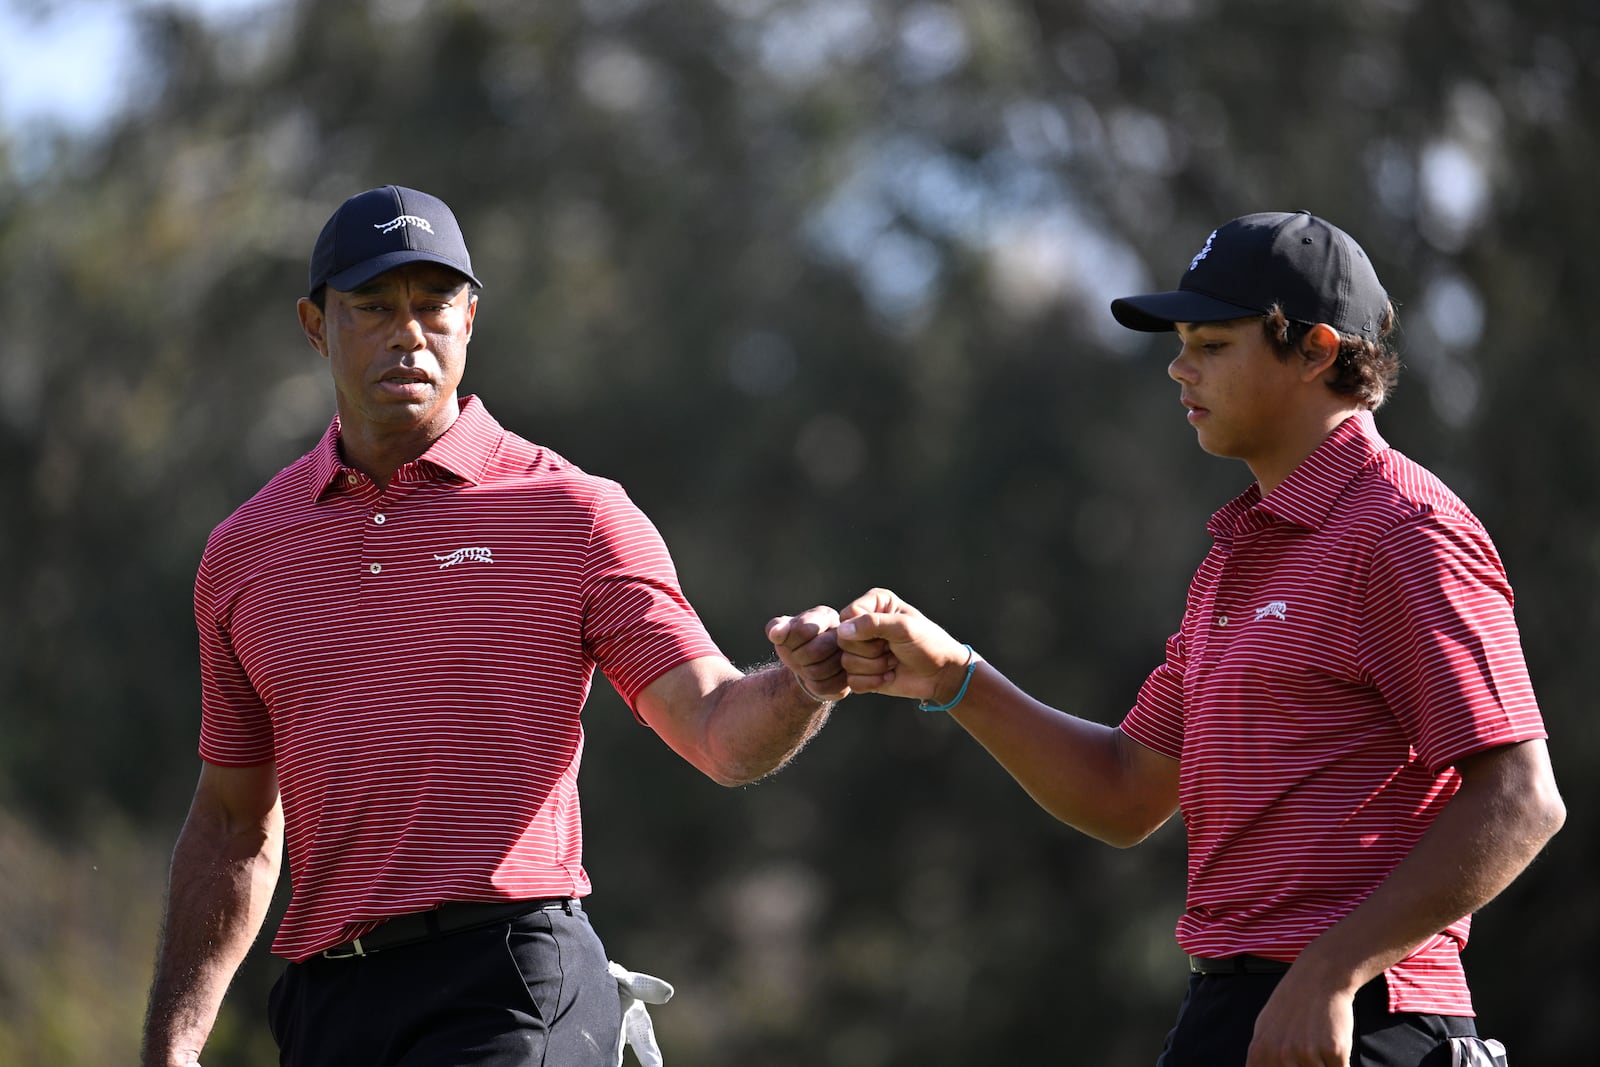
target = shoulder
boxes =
[204,452,323,556]
[481,430,634,507]
[1343,449,1508,582]
[1343,447,1486,535]
[484,427,585,481]
[194,452,330,606]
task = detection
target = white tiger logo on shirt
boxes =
[1253,600,1288,622]
[434,547,494,569]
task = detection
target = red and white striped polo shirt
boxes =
[1120,411,1546,1015]
[196,397,723,961]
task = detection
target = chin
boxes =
[1194,434,1239,461]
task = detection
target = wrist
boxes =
[919,644,981,713]
[788,668,831,705]
[1288,937,1375,999]
[140,1043,199,1067]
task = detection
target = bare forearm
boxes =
[1292,739,1564,991]
[949,664,1177,846]
[835,591,1178,843]
[143,813,282,1066]
[702,664,832,786]
[1249,742,1564,1062]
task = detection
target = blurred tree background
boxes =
[1,0,1595,1062]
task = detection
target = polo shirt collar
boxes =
[309,395,506,499]
[1208,410,1389,536]
[416,396,503,484]
[308,419,345,498]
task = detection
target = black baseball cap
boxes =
[307,185,483,297]
[1110,211,1387,339]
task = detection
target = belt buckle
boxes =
[321,936,367,960]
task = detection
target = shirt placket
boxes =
[1201,513,1280,673]
[340,471,397,589]
[1189,541,1232,674]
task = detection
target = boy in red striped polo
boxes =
[142,186,850,1067]
[831,212,1564,1066]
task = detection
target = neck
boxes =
[337,400,461,489]
[1250,407,1362,497]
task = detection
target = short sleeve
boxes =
[580,483,724,709]
[1121,627,1189,759]
[1361,509,1546,772]
[195,542,276,766]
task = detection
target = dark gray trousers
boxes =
[1156,971,1485,1066]
[268,902,622,1066]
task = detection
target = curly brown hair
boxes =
[1262,303,1400,410]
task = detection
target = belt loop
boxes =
[561,898,573,915]
[424,911,442,939]
[351,937,365,958]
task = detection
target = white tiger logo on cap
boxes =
[375,215,436,235]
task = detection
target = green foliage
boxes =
[3,0,1597,1062]
[0,810,167,1064]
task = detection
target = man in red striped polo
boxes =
[141,186,849,1067]
[830,212,1564,1066]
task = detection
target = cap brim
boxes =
[322,250,483,294]
[1110,290,1263,333]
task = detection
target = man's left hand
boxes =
[1246,967,1358,1067]
[766,606,848,703]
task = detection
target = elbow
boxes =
[1490,749,1567,859]
[1549,794,1568,836]
[1096,831,1144,850]
[1462,738,1567,854]
[1512,743,1568,848]
[1526,777,1567,847]
[1100,819,1169,850]
[704,733,816,786]
[709,768,757,789]
[1075,805,1174,849]
[1107,829,1157,850]
[701,753,779,789]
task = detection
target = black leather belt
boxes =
[322,897,578,959]
[1189,954,1292,975]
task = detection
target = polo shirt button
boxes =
[373,513,386,525]
[369,563,382,575]
[345,473,358,486]
[1216,614,1229,627]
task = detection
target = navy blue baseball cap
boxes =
[307,185,483,297]
[1110,211,1388,340]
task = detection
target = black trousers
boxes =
[268,902,622,1067]
[1156,971,1480,1066]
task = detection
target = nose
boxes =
[1168,345,1195,384]
[387,314,426,352]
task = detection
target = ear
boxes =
[462,291,478,344]
[297,297,329,359]
[1299,323,1341,384]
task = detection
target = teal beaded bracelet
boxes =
[919,644,978,712]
